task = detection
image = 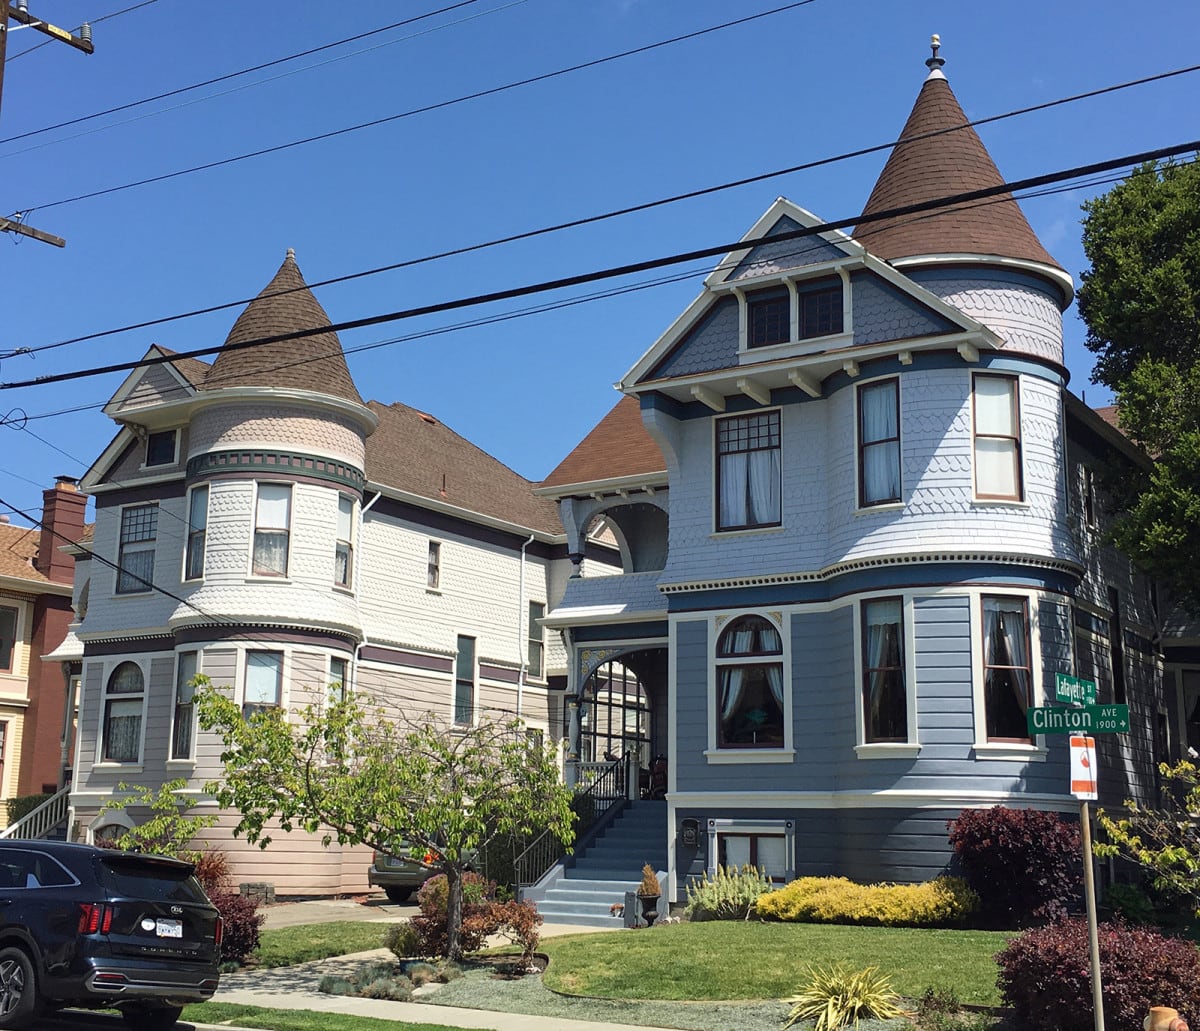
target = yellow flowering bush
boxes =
[756,875,977,927]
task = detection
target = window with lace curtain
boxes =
[116,504,157,594]
[982,596,1032,741]
[862,598,906,742]
[334,494,354,588]
[973,374,1023,500]
[102,662,144,763]
[171,651,197,760]
[716,615,784,748]
[716,411,781,531]
[858,379,901,506]
[252,483,291,577]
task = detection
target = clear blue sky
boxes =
[2,0,1196,526]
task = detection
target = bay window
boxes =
[716,411,781,531]
[716,615,784,749]
[973,374,1022,500]
[982,596,1032,740]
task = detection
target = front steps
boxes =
[526,799,667,927]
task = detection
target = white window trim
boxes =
[970,586,1048,760]
[142,428,180,470]
[453,636,477,728]
[427,539,443,594]
[711,406,784,535]
[114,502,158,596]
[0,601,25,676]
[334,494,356,592]
[731,266,855,361]
[854,374,903,512]
[182,484,209,583]
[971,372,1025,503]
[705,818,796,881]
[705,610,793,762]
[249,481,293,580]
[852,592,920,757]
[328,653,350,704]
[168,650,199,763]
[96,658,148,766]
[239,647,287,717]
[527,601,546,683]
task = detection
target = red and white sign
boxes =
[1070,735,1097,800]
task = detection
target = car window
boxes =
[0,848,76,888]
[98,855,209,903]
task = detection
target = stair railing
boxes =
[515,755,624,891]
[0,786,71,840]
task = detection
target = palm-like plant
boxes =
[784,963,907,1030]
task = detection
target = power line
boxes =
[5,0,160,62]
[6,137,1197,394]
[15,60,1200,360]
[21,1,821,213]
[0,0,500,146]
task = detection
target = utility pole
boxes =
[0,0,94,247]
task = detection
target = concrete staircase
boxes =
[526,799,668,928]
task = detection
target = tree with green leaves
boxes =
[98,778,218,861]
[1077,158,1200,615]
[196,678,575,960]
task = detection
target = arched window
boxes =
[716,616,784,749]
[102,662,144,763]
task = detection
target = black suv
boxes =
[0,840,221,1031]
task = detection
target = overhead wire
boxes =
[14,59,1200,360]
[4,135,1197,394]
[5,0,162,62]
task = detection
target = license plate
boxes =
[155,918,182,939]
[385,857,409,869]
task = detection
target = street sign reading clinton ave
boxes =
[1027,704,1130,736]
[1055,672,1098,707]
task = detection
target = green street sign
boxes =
[1055,673,1097,706]
[1027,704,1129,736]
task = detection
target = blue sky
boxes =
[1,0,1197,526]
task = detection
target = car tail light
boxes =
[79,902,114,935]
[214,916,224,947]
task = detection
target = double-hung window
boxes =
[184,486,208,581]
[982,596,1032,740]
[862,598,906,742]
[858,379,901,506]
[117,504,157,594]
[973,374,1023,500]
[334,495,354,588]
[528,601,545,680]
[253,484,291,577]
[0,606,16,672]
[716,616,785,749]
[716,411,781,531]
[102,662,144,763]
[454,636,475,726]
[171,651,198,760]
[427,541,442,590]
[329,656,348,703]
[244,651,283,719]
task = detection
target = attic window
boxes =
[744,277,843,350]
[145,430,177,467]
[747,290,789,348]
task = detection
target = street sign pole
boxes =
[1080,800,1105,1031]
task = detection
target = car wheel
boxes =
[120,1003,184,1031]
[0,946,38,1030]
[384,886,413,903]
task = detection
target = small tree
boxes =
[98,778,218,861]
[196,678,575,960]
[1095,760,1200,918]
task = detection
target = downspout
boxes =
[516,532,535,718]
[352,491,383,682]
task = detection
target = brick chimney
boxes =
[35,476,87,584]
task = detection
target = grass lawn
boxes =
[251,921,391,968]
[540,922,1012,1006]
[183,1003,476,1030]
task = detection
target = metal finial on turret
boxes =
[926,33,945,73]
[286,247,295,261]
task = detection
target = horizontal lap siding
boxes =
[914,596,974,755]
[837,809,958,883]
[673,620,709,786]
[794,608,851,792]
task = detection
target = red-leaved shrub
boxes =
[996,919,1200,1031]
[947,806,1080,925]
[410,873,542,959]
[210,890,264,965]
[193,849,230,896]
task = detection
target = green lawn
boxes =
[183,1003,476,1030]
[540,922,1012,1006]
[251,921,391,968]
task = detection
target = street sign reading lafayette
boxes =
[1055,672,1098,706]
[1027,703,1129,736]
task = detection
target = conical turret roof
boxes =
[206,250,363,405]
[854,44,1064,274]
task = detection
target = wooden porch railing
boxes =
[0,786,70,840]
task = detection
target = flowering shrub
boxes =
[947,806,1080,925]
[756,875,977,927]
[684,864,773,921]
[209,890,263,965]
[995,919,1200,1031]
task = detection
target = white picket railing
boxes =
[0,786,71,840]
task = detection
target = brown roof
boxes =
[206,251,363,405]
[1093,405,1119,430]
[364,402,562,535]
[855,67,1063,272]
[152,345,211,387]
[0,521,50,586]
[541,396,666,491]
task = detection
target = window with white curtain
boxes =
[334,494,354,588]
[184,485,208,581]
[171,651,197,760]
[982,596,1032,740]
[243,651,283,719]
[117,504,157,594]
[102,662,144,763]
[862,598,906,742]
[973,375,1022,500]
[716,411,781,531]
[858,379,901,506]
[252,483,291,577]
[716,615,784,748]
[717,833,788,883]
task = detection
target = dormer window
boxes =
[744,277,843,351]
[798,280,842,338]
[748,290,789,348]
[145,430,177,467]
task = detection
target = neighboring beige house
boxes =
[65,251,615,895]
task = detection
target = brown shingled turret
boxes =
[206,249,363,405]
[855,38,1064,275]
